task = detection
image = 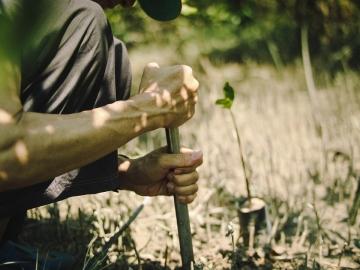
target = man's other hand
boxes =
[137,63,200,129]
[118,147,203,204]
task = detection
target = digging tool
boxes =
[166,127,194,270]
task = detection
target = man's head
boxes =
[115,0,182,21]
[138,0,182,21]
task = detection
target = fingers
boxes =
[182,66,199,93]
[167,65,198,97]
[167,182,198,196]
[178,65,199,96]
[174,164,201,174]
[138,63,199,128]
[166,169,200,204]
[168,171,199,186]
[177,194,197,204]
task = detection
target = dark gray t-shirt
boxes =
[0,0,132,217]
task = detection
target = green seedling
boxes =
[216,82,268,250]
[215,82,253,202]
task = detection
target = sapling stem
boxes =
[229,109,252,202]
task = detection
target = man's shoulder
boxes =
[0,0,21,61]
[0,0,23,19]
[0,0,61,59]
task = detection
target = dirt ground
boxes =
[20,47,360,269]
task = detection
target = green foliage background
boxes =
[107,0,360,72]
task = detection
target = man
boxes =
[0,0,201,251]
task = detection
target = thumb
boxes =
[143,62,160,78]
[145,62,160,70]
[159,149,203,169]
[139,62,160,93]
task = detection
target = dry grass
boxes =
[21,46,360,269]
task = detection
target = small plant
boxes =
[216,82,269,250]
[216,82,252,202]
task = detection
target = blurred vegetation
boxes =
[1,1,357,268]
[107,0,360,73]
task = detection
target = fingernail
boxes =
[191,150,202,161]
[174,169,182,174]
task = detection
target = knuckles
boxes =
[178,194,196,204]
[172,171,199,186]
[174,184,197,195]
[141,63,199,128]
[173,64,193,74]
[184,78,199,93]
[174,65,199,92]
[144,63,199,97]
[180,65,193,75]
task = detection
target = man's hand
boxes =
[133,63,200,129]
[118,147,203,204]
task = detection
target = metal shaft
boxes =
[166,127,194,269]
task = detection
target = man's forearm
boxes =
[0,95,163,191]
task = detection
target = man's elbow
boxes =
[0,124,28,192]
[0,158,29,192]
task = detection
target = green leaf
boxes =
[215,82,235,109]
[215,98,232,109]
[223,82,235,101]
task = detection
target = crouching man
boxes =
[0,0,201,252]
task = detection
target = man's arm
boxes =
[0,61,159,191]
[0,61,198,192]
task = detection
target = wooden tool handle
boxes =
[166,127,194,269]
